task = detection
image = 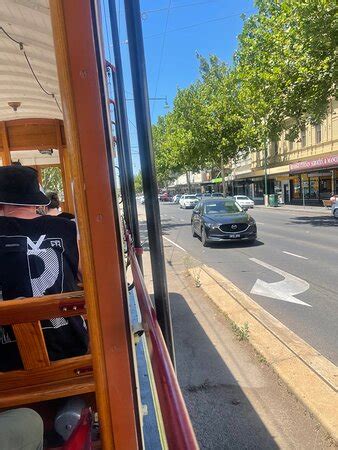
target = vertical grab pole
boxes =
[123,0,175,365]
[107,0,143,271]
[108,70,131,231]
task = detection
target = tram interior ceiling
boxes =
[0,0,197,449]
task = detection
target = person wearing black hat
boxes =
[0,166,88,371]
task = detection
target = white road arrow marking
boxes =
[249,258,311,307]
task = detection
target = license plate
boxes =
[229,233,241,239]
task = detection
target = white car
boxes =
[179,194,199,209]
[234,195,254,209]
[332,200,338,219]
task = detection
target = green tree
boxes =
[134,171,143,193]
[235,0,337,141]
[41,167,64,200]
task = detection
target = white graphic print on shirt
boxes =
[0,234,69,344]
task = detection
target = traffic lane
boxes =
[162,205,338,271]
[160,204,338,316]
[159,204,338,364]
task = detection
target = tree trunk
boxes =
[186,171,191,193]
[221,154,226,196]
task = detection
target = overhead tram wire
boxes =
[151,0,172,120]
[144,10,253,39]
[0,26,63,114]
[142,0,223,16]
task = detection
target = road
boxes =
[149,204,338,365]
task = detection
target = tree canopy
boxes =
[152,0,337,182]
[235,0,337,140]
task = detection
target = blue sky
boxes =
[101,0,255,173]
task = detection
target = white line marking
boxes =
[256,222,264,225]
[163,236,187,253]
[180,219,185,222]
[283,251,308,260]
[250,258,311,307]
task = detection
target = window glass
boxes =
[315,124,322,144]
[204,201,241,214]
[301,127,306,147]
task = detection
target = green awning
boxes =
[210,177,223,183]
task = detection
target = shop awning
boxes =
[211,177,222,183]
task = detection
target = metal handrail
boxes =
[126,232,199,450]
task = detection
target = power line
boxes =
[0,26,63,114]
[151,0,172,119]
[142,0,222,16]
[144,10,253,39]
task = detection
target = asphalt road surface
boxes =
[153,204,338,365]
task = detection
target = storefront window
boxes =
[254,181,264,198]
[320,177,332,199]
[290,176,301,199]
[308,177,319,199]
[301,174,309,198]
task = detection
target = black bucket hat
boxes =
[0,165,50,206]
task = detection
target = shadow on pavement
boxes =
[155,291,279,449]
[288,215,338,227]
[206,239,264,249]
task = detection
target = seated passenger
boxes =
[46,191,75,220]
[0,166,88,371]
[0,408,43,450]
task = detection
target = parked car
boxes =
[202,193,223,198]
[173,194,181,204]
[159,192,172,202]
[234,195,254,209]
[179,194,199,209]
[191,198,257,247]
[332,199,338,219]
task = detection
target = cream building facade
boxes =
[230,99,338,205]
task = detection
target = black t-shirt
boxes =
[58,212,75,220]
[0,215,88,371]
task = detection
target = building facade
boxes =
[230,99,338,205]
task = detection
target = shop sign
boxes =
[290,155,338,173]
[307,171,332,177]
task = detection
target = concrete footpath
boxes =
[255,204,331,214]
[142,241,335,449]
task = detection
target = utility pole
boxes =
[264,139,269,206]
[221,153,226,196]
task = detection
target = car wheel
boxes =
[201,227,209,247]
[334,209,338,219]
[191,223,197,237]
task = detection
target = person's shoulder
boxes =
[58,212,75,220]
[41,215,77,230]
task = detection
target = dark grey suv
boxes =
[191,198,257,247]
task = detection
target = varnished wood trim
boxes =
[0,122,11,165]
[0,355,93,390]
[50,1,117,448]
[0,293,85,325]
[0,375,95,408]
[13,322,50,370]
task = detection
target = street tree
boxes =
[134,171,143,193]
[235,0,337,141]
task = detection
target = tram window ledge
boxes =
[129,288,167,449]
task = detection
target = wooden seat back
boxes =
[0,292,94,408]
